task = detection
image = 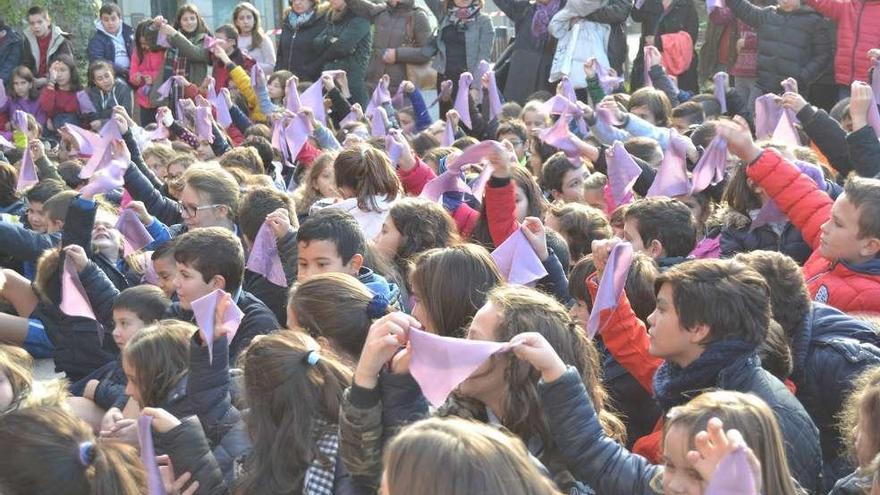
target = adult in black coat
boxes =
[0,21,23,83]
[274,1,331,82]
[725,0,833,94]
[631,0,700,93]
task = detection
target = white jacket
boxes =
[548,0,612,89]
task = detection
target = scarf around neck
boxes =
[289,10,315,29]
[447,3,482,26]
[531,0,562,43]
[653,339,757,411]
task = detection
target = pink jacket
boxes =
[129,50,166,109]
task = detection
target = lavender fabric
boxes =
[771,108,800,147]
[285,113,313,159]
[542,95,581,116]
[141,252,160,286]
[12,110,28,133]
[116,209,154,255]
[299,80,326,125]
[79,119,123,179]
[137,416,166,495]
[339,104,362,128]
[585,242,633,337]
[420,171,471,203]
[606,141,641,208]
[446,140,506,172]
[531,0,562,42]
[194,107,214,143]
[156,29,170,48]
[246,222,287,287]
[706,0,725,12]
[867,92,880,137]
[386,130,407,165]
[539,113,580,156]
[191,289,244,364]
[490,229,548,286]
[647,130,690,198]
[63,124,101,156]
[370,106,387,137]
[61,255,96,320]
[409,326,512,407]
[365,78,392,119]
[595,61,624,94]
[560,76,577,103]
[442,118,456,146]
[454,72,475,129]
[781,77,798,94]
[286,76,301,113]
[272,119,291,165]
[16,146,38,192]
[156,77,175,99]
[474,60,491,105]
[79,159,127,198]
[705,447,758,495]
[690,134,728,194]
[486,69,504,120]
[713,72,728,114]
[873,61,880,106]
[643,47,653,87]
[754,93,783,140]
[76,90,97,114]
[0,134,13,149]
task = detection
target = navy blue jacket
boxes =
[87,23,134,78]
[790,303,880,488]
[542,356,823,494]
[170,290,280,363]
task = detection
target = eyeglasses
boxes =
[179,203,222,218]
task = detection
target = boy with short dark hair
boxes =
[648,259,822,492]
[719,117,880,313]
[670,101,705,134]
[21,6,74,85]
[0,188,74,279]
[170,227,279,360]
[87,3,134,81]
[736,249,880,487]
[238,187,297,325]
[623,198,697,270]
[294,209,401,308]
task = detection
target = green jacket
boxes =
[313,9,373,106]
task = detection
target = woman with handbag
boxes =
[348,0,434,94]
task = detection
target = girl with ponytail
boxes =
[326,144,402,239]
[0,406,145,495]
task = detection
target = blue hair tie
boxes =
[78,441,95,467]
[366,293,389,319]
[305,350,321,366]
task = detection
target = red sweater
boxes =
[39,86,79,118]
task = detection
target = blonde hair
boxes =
[662,390,799,495]
[122,320,193,407]
[841,366,880,468]
[384,417,562,495]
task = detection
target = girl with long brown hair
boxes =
[326,144,401,239]
[232,2,276,74]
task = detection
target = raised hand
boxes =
[354,312,422,389]
[521,217,549,261]
[510,332,567,382]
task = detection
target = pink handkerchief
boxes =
[370,106,387,138]
[156,29,170,48]
[771,108,800,147]
[606,141,641,208]
[490,229,548,286]
[781,77,798,94]
[706,0,725,12]
[63,124,101,156]
[754,93,782,140]
[540,113,580,156]
[80,165,125,198]
[705,447,758,495]
[690,134,728,195]
[79,119,123,179]
[191,289,244,364]
[16,146,38,192]
[454,72,474,129]
[442,118,455,146]
[419,171,471,203]
[202,35,218,50]
[339,104,362,128]
[595,61,625,95]
[872,60,880,106]
[713,72,728,114]
[300,80,326,125]
[12,110,28,133]
[408,326,512,407]
[76,90,97,114]
[585,242,633,337]
[0,134,13,149]
[866,88,880,137]
[647,130,691,198]
[246,222,287,287]
[194,106,214,143]
[272,118,291,165]
[643,47,653,88]
[141,252,160,286]
[474,60,491,105]
[542,95,580,116]
[116,209,154,255]
[137,415,166,495]
[156,77,175,99]
[365,78,392,119]
[486,70,503,121]
[284,113,314,160]
[61,255,96,320]
[211,89,233,128]
[560,76,577,104]
[445,140,506,173]
[386,130,406,165]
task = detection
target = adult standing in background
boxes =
[233,2,277,75]
[0,17,23,83]
[275,0,330,82]
[347,0,433,94]
[631,0,699,93]
[313,0,373,105]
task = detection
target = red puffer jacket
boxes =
[746,149,880,313]
[806,0,880,85]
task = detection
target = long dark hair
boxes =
[233,2,266,49]
[237,331,352,494]
[175,4,210,37]
[134,19,159,61]
[49,55,82,91]
[0,162,20,207]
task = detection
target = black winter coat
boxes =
[789,303,880,489]
[631,0,700,93]
[846,125,880,179]
[597,342,661,448]
[725,0,833,93]
[720,211,813,265]
[274,7,330,82]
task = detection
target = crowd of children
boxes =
[0,0,878,494]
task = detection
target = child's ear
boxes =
[689,323,711,345]
[346,253,364,275]
[48,219,64,233]
[210,274,227,291]
[860,236,880,258]
[648,239,664,259]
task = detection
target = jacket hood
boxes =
[358,267,401,304]
[94,20,130,38]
